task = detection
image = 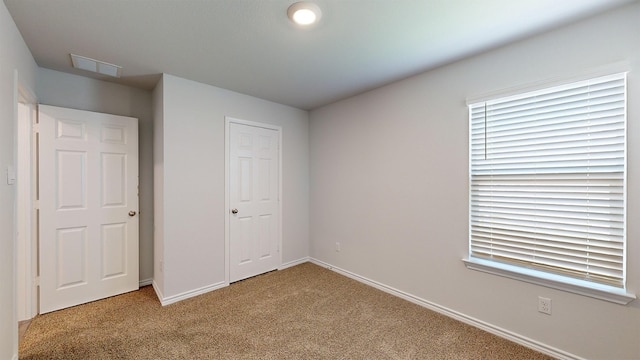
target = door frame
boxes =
[15,77,38,321]
[224,117,282,284]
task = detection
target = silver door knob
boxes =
[128,211,137,217]
[231,209,238,214]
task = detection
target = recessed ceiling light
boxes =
[287,2,322,26]
[70,54,122,78]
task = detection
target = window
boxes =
[465,73,635,303]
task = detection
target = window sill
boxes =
[462,257,636,305]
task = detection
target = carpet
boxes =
[20,262,553,359]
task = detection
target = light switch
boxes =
[6,166,16,185]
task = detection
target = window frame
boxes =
[463,73,636,305]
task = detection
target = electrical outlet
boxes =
[538,296,552,315]
[335,242,341,252]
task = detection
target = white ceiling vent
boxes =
[70,54,122,77]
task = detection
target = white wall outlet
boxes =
[335,242,341,252]
[538,296,552,315]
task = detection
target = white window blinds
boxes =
[469,73,627,287]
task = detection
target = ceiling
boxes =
[4,0,636,110]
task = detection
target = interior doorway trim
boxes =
[15,72,38,322]
[224,116,283,285]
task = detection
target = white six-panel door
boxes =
[38,105,139,313]
[229,121,281,282]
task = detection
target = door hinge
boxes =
[32,123,39,133]
[34,276,40,287]
[33,200,39,210]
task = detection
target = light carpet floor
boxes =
[20,262,554,359]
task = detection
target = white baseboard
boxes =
[154,281,228,306]
[149,257,310,307]
[151,280,164,305]
[279,256,310,270]
[12,354,18,360]
[308,258,581,360]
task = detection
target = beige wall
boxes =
[36,68,155,283]
[309,3,640,359]
[0,2,38,359]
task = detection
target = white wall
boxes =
[152,77,165,293]
[155,74,309,301]
[37,68,155,283]
[309,3,640,359]
[0,2,37,359]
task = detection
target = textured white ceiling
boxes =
[4,0,635,110]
